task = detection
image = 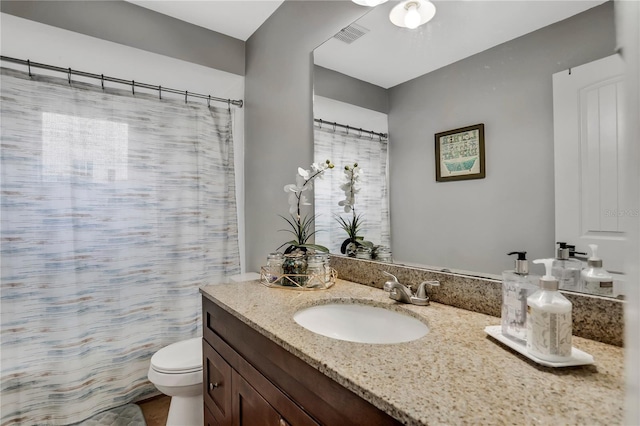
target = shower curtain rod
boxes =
[0,56,244,108]
[314,118,388,141]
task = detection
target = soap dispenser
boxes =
[581,244,614,296]
[501,251,538,344]
[526,259,573,362]
[552,242,583,291]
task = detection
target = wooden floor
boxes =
[137,395,170,426]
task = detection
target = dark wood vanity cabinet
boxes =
[203,338,313,426]
[203,341,233,425]
[233,369,291,426]
[202,296,401,426]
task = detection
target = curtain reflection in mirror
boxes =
[314,125,390,254]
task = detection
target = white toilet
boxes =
[147,274,258,425]
[147,337,203,426]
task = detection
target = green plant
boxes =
[278,213,327,254]
[335,213,373,254]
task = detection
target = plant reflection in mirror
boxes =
[336,163,373,256]
[279,160,334,254]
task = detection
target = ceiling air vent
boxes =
[333,23,369,44]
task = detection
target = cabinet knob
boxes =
[279,418,287,426]
[209,382,219,390]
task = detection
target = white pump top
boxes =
[533,258,559,290]
[587,244,603,267]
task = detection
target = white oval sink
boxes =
[293,303,428,344]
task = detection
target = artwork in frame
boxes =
[435,123,485,182]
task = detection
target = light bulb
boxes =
[352,0,388,6]
[389,0,436,29]
[404,3,421,29]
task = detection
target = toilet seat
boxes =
[150,337,202,374]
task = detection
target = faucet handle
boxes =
[413,280,440,301]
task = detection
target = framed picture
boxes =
[435,123,485,182]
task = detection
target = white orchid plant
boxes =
[278,159,334,254]
[335,163,373,255]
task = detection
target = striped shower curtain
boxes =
[0,68,240,425]
[314,126,391,254]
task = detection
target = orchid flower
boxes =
[338,163,362,213]
[335,162,372,255]
[279,159,334,253]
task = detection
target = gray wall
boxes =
[0,0,244,76]
[388,2,616,275]
[314,65,389,113]
[244,1,366,272]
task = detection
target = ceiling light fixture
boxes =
[389,0,436,29]
[352,0,388,7]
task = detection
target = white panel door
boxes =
[553,54,625,276]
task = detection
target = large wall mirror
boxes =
[312,0,626,298]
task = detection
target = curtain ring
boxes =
[358,128,362,137]
[132,81,135,95]
[318,119,323,129]
[158,85,162,100]
[332,122,336,132]
[27,60,32,77]
[68,68,72,85]
[207,95,211,108]
[369,131,374,140]
[185,91,188,104]
[227,99,231,112]
[101,74,104,90]
[346,125,350,135]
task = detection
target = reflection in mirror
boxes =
[313,96,391,258]
[313,1,624,297]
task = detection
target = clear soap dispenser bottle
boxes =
[552,242,583,291]
[501,251,538,344]
[581,244,614,296]
[526,259,573,362]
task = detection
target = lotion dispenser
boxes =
[526,259,573,362]
[501,251,538,344]
[552,242,583,291]
[581,244,614,296]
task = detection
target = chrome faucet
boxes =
[382,271,439,306]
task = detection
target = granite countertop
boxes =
[200,279,624,425]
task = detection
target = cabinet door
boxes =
[203,341,233,426]
[232,369,284,426]
[204,406,219,426]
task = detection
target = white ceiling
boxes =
[127,0,607,88]
[315,0,608,88]
[126,0,284,41]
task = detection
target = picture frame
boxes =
[435,123,485,182]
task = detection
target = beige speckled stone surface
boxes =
[201,279,624,425]
[330,255,625,346]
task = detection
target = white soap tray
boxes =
[484,325,595,368]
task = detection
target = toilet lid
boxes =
[151,337,203,374]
